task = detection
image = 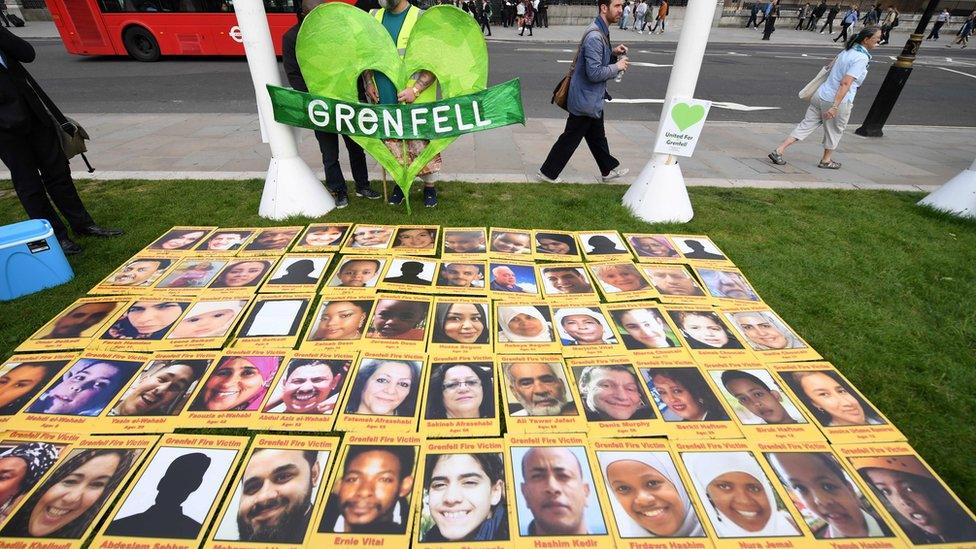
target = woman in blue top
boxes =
[768,26,881,170]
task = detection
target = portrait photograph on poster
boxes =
[570,362,655,422]
[488,228,533,259]
[261,355,352,417]
[433,261,487,293]
[391,226,439,255]
[194,228,257,253]
[694,266,763,304]
[488,261,538,298]
[95,300,190,351]
[0,441,150,544]
[106,354,215,420]
[0,432,77,526]
[381,258,437,290]
[640,264,711,305]
[231,295,310,349]
[98,437,244,545]
[681,448,805,541]
[641,366,733,423]
[421,361,499,437]
[539,264,600,303]
[493,303,560,354]
[415,444,511,545]
[206,258,276,291]
[144,226,216,253]
[154,258,227,291]
[364,297,432,352]
[93,256,174,292]
[0,354,74,421]
[429,299,492,355]
[442,227,487,257]
[670,235,729,262]
[533,230,580,261]
[711,367,809,426]
[165,299,249,344]
[552,306,621,357]
[508,442,610,541]
[336,355,424,433]
[19,354,145,423]
[843,445,976,546]
[342,224,396,252]
[762,446,898,542]
[594,449,708,540]
[587,262,656,302]
[262,254,332,292]
[186,354,282,411]
[314,438,420,539]
[325,256,386,292]
[303,298,374,347]
[664,307,752,364]
[240,226,301,253]
[578,231,632,261]
[723,308,822,362]
[624,233,682,261]
[294,223,351,252]
[498,357,584,434]
[18,297,128,352]
[210,441,335,545]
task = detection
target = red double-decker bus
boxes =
[46,0,301,61]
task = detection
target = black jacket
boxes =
[0,26,49,134]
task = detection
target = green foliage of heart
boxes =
[297,3,489,199]
[671,102,706,132]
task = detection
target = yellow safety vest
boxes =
[373,5,437,104]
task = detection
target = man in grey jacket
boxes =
[537,0,629,183]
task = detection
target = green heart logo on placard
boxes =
[297,4,489,202]
[670,102,706,132]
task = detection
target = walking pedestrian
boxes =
[634,0,647,32]
[834,4,857,42]
[757,1,770,27]
[769,26,881,170]
[819,2,839,34]
[0,27,123,255]
[861,4,878,26]
[746,1,761,28]
[480,0,492,36]
[948,12,973,48]
[807,0,826,29]
[515,0,525,32]
[620,0,631,30]
[520,0,534,35]
[761,0,779,40]
[282,0,380,209]
[538,0,549,27]
[0,2,10,28]
[879,5,897,44]
[651,0,668,33]
[366,0,443,207]
[795,3,810,30]
[927,8,949,40]
[641,0,655,32]
[503,0,513,27]
[537,0,630,184]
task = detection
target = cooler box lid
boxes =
[0,220,55,250]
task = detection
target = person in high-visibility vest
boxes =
[364,0,442,208]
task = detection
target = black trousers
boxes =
[0,11,9,27]
[481,15,491,35]
[820,16,834,33]
[927,20,944,39]
[538,9,548,27]
[746,13,758,27]
[314,130,369,193]
[0,118,94,240]
[540,113,619,179]
[834,21,850,42]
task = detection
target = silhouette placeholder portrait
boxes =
[271,259,319,285]
[105,452,212,539]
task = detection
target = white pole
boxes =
[234,0,335,219]
[917,155,976,219]
[622,0,718,223]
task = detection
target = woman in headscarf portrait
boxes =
[102,301,188,340]
[598,451,706,538]
[496,306,554,343]
[554,307,618,346]
[728,311,805,350]
[188,356,281,412]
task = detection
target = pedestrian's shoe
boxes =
[388,185,405,206]
[602,167,630,182]
[638,30,643,34]
[59,237,83,255]
[333,189,349,209]
[535,169,562,184]
[819,30,824,34]
[355,185,382,199]
[423,187,438,208]
[768,151,787,165]
[76,225,124,237]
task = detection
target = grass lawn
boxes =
[1,179,974,510]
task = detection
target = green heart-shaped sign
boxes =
[297,4,489,201]
[671,102,706,132]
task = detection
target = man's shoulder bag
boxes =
[21,67,95,172]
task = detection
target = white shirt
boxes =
[817,46,870,105]
[516,3,525,15]
[937,11,949,22]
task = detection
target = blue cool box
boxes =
[0,220,74,301]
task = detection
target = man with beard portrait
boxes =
[228,449,320,543]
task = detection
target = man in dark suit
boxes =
[0,27,121,254]
[282,0,381,209]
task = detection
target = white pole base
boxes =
[622,159,694,223]
[259,156,336,220]
[917,167,976,219]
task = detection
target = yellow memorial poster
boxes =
[334,352,426,434]
[432,259,489,296]
[254,351,357,432]
[662,305,754,365]
[691,265,765,306]
[230,293,313,350]
[441,227,488,260]
[537,262,602,305]
[340,224,398,254]
[180,352,286,429]
[487,260,540,301]
[16,297,129,352]
[720,306,822,363]
[577,230,634,262]
[259,253,333,293]
[141,226,216,256]
[428,297,493,359]
[362,295,433,354]
[237,225,303,255]
[389,225,440,256]
[488,227,534,260]
[532,230,581,262]
[586,260,658,303]
[301,296,375,352]
[497,355,585,435]
[192,227,260,255]
[639,262,713,306]
[604,302,694,363]
[553,304,624,358]
[90,253,177,295]
[622,233,686,263]
[565,357,663,438]
[292,222,352,252]
[0,352,78,428]
[636,361,742,440]
[420,359,500,438]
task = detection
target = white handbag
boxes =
[798,55,839,101]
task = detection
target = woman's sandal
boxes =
[768,151,786,165]
[817,160,842,169]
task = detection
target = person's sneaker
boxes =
[423,187,438,208]
[602,167,630,182]
[355,186,382,199]
[388,186,405,206]
[535,169,562,183]
[333,189,349,209]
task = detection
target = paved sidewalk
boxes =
[13,20,928,48]
[4,113,970,192]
